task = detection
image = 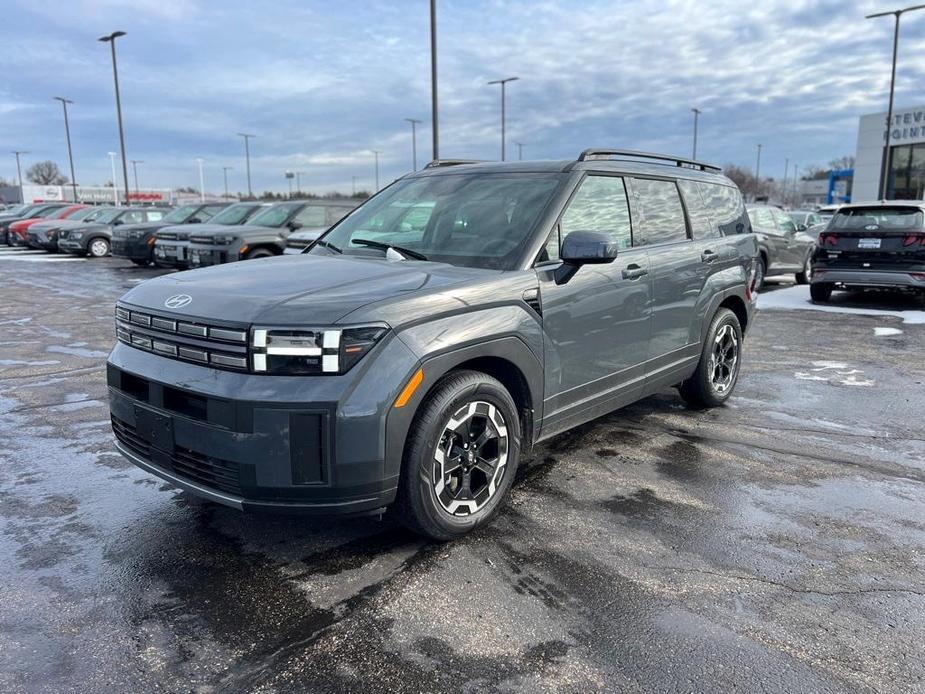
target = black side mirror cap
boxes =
[288,221,303,230]
[555,231,619,284]
[188,218,202,224]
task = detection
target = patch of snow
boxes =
[46,345,109,359]
[874,327,903,336]
[758,285,925,324]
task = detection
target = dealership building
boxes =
[854,104,925,202]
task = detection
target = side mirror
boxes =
[112,219,123,226]
[288,221,303,231]
[797,223,807,232]
[188,218,202,224]
[555,231,619,285]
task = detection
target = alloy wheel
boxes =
[432,400,509,516]
[90,239,109,257]
[709,324,738,394]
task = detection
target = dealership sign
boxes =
[884,108,925,144]
[22,184,172,204]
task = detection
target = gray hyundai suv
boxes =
[107,149,758,540]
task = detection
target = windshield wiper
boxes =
[312,239,342,254]
[351,238,428,261]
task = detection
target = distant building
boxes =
[854,104,925,202]
[1,184,174,205]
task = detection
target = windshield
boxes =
[248,202,300,227]
[94,208,127,224]
[310,173,562,269]
[36,205,66,218]
[162,205,200,223]
[3,204,28,215]
[830,207,924,231]
[209,203,262,225]
[85,207,114,221]
[65,207,95,220]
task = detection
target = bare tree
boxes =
[26,161,68,185]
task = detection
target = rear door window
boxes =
[678,179,718,240]
[120,210,144,224]
[145,210,164,222]
[698,183,747,235]
[631,178,688,246]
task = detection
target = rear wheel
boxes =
[679,308,742,408]
[795,253,812,284]
[245,248,274,260]
[394,370,521,540]
[88,237,110,258]
[810,282,833,303]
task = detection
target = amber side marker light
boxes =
[394,368,424,408]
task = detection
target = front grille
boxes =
[112,416,244,496]
[157,231,178,241]
[116,305,250,371]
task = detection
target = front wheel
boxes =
[394,370,521,540]
[245,248,274,260]
[88,237,110,258]
[679,308,743,408]
[810,282,833,302]
[754,256,767,292]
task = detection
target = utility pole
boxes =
[783,157,789,203]
[98,31,130,205]
[130,159,143,193]
[237,133,255,198]
[222,166,232,198]
[196,158,205,202]
[866,4,925,200]
[487,76,519,161]
[430,0,439,160]
[515,142,524,160]
[53,97,78,202]
[404,118,422,170]
[352,176,358,197]
[691,107,702,159]
[755,144,763,180]
[12,150,28,202]
[373,151,381,191]
[295,171,305,196]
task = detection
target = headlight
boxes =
[251,325,387,375]
[212,234,238,245]
[71,231,84,240]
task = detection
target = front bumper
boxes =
[112,236,152,261]
[8,231,30,247]
[153,241,190,268]
[188,244,237,267]
[107,334,421,515]
[58,238,86,253]
[812,267,925,289]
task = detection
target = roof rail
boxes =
[423,159,487,169]
[576,148,722,172]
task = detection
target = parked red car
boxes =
[7,205,88,247]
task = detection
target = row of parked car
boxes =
[0,198,359,268]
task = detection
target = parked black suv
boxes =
[108,149,757,540]
[746,205,816,289]
[810,201,925,302]
[112,203,229,266]
[283,200,359,253]
[154,202,271,270]
[186,200,357,266]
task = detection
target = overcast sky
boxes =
[2,0,924,195]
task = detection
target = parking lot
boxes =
[1,247,924,692]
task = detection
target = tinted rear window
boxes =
[698,183,747,235]
[830,207,924,231]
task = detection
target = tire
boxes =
[131,259,149,266]
[87,237,110,258]
[754,255,767,292]
[679,308,743,408]
[394,369,521,541]
[245,248,274,260]
[810,282,833,303]
[795,253,812,284]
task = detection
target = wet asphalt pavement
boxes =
[1,249,924,693]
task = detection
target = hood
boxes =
[119,253,490,325]
[173,223,237,239]
[115,221,167,235]
[29,219,89,232]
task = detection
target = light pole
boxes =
[404,118,422,170]
[107,152,119,204]
[755,144,763,180]
[372,151,381,191]
[11,150,28,202]
[691,107,702,159]
[487,76,519,161]
[295,171,305,196]
[783,157,789,203]
[98,31,130,205]
[53,97,78,202]
[352,176,358,197]
[285,170,294,198]
[866,4,925,200]
[430,0,439,160]
[237,132,255,198]
[130,159,143,193]
[196,158,205,202]
[515,142,524,160]
[222,166,232,198]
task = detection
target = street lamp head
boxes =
[236,132,255,138]
[98,30,126,42]
[53,96,74,104]
[487,76,520,85]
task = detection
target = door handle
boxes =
[701,249,717,263]
[622,264,648,280]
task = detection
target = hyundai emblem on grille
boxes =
[164,294,193,309]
